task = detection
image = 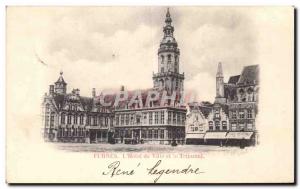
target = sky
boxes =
[7,7,264,103]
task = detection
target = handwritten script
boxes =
[102,160,204,183]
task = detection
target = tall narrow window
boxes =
[154,112,158,124]
[160,130,164,139]
[149,112,153,125]
[125,114,129,125]
[232,111,237,119]
[177,113,181,125]
[161,55,164,64]
[161,111,164,124]
[93,116,97,126]
[167,112,171,124]
[80,114,84,125]
[173,112,176,124]
[86,115,91,125]
[239,111,245,119]
[45,104,50,127]
[74,114,78,124]
[116,115,119,126]
[167,54,171,63]
[222,121,227,130]
[45,114,49,127]
[215,121,220,130]
[247,109,253,119]
[67,114,72,124]
[50,113,54,127]
[61,113,65,124]
[121,115,124,125]
[215,109,220,118]
[105,117,108,126]
[154,130,158,139]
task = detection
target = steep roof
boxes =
[79,96,94,111]
[188,102,213,119]
[53,94,66,108]
[237,65,259,86]
[55,72,67,85]
[228,75,240,84]
[224,84,237,102]
[213,102,229,116]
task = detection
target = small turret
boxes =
[54,71,67,95]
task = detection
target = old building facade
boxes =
[42,9,259,146]
[185,102,212,144]
[42,72,114,143]
[42,8,187,145]
[113,9,186,144]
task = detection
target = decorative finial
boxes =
[165,7,172,24]
[60,71,63,76]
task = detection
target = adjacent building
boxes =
[185,102,212,144]
[42,72,114,143]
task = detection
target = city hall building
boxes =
[42,9,186,144]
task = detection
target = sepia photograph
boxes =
[5,6,294,184]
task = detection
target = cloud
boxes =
[185,72,215,102]
[11,7,258,101]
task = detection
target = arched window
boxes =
[167,54,171,63]
[222,121,227,130]
[161,67,164,73]
[209,121,213,130]
[161,55,164,64]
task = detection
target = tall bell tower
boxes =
[215,62,226,104]
[153,8,184,93]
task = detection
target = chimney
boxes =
[120,85,125,91]
[49,85,54,96]
[92,88,96,97]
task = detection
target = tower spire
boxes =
[215,62,226,103]
[165,7,172,25]
[216,62,223,78]
[153,8,184,93]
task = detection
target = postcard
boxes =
[6,6,294,183]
